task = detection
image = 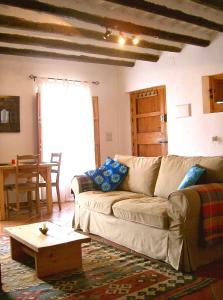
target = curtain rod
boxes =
[29,74,100,85]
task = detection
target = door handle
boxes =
[158,140,168,144]
[160,114,167,122]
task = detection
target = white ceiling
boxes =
[0,0,222,67]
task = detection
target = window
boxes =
[202,73,223,113]
[36,80,96,201]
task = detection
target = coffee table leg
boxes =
[10,237,27,262]
[35,244,83,278]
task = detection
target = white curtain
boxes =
[38,79,95,201]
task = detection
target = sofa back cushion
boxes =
[114,154,161,196]
[154,155,223,198]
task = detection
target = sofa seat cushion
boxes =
[112,197,169,229]
[114,154,161,196]
[76,190,145,215]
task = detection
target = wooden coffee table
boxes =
[5,222,90,278]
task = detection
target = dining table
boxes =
[0,162,55,220]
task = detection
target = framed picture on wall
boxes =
[0,96,20,132]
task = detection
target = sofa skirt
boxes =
[75,204,223,272]
[75,205,169,263]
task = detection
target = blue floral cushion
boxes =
[178,164,206,189]
[85,157,128,192]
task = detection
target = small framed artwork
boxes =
[0,96,20,132]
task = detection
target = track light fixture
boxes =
[102,27,139,46]
[118,32,126,46]
[132,36,139,45]
[103,28,112,40]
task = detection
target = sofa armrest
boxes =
[167,188,202,271]
[167,188,201,225]
[71,175,98,196]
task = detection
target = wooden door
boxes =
[92,96,101,167]
[130,86,168,157]
[36,92,42,160]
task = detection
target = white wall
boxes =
[118,34,223,156]
[0,55,125,163]
[1,34,223,165]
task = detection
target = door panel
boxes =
[137,95,160,114]
[36,92,42,160]
[138,144,162,157]
[137,115,161,133]
[92,96,101,168]
[130,86,168,157]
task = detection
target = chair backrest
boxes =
[16,154,40,189]
[50,153,62,183]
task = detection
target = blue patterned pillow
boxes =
[178,164,206,189]
[85,157,128,192]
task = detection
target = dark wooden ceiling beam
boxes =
[190,0,223,11]
[0,15,181,53]
[105,0,223,32]
[0,32,159,62]
[0,46,134,67]
[0,0,210,47]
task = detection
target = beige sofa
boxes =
[72,154,223,271]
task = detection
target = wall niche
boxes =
[202,73,223,113]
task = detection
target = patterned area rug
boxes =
[0,235,214,300]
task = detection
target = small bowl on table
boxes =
[39,226,48,235]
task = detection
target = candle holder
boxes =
[39,224,48,235]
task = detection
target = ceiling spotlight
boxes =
[118,33,126,46]
[132,36,139,45]
[103,28,112,40]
